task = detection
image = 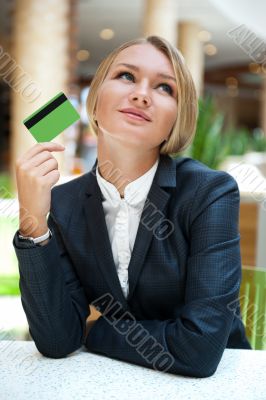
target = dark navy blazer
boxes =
[13,154,251,378]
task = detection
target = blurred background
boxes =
[0,0,265,347]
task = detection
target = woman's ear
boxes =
[92,110,98,125]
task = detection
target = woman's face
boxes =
[94,44,178,151]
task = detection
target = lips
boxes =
[119,108,151,122]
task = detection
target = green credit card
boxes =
[23,92,80,142]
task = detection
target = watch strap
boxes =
[18,228,52,244]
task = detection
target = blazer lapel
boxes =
[83,167,130,312]
[82,154,177,308]
[127,183,171,302]
[127,155,177,301]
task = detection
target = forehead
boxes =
[110,44,173,73]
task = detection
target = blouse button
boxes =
[118,214,126,220]
[116,225,125,231]
[119,256,129,264]
[118,207,127,214]
[116,219,125,225]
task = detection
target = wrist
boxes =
[19,227,48,238]
[18,227,52,245]
[19,219,48,238]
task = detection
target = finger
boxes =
[37,158,58,177]
[18,142,65,164]
[22,150,56,169]
[40,169,60,186]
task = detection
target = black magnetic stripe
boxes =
[24,93,68,129]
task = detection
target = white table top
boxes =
[0,341,265,400]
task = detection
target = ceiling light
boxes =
[198,30,212,42]
[100,29,115,40]
[249,63,261,74]
[203,43,217,56]
[225,77,238,89]
[76,50,90,61]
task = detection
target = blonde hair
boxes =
[86,35,198,155]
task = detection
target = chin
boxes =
[100,122,149,144]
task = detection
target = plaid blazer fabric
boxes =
[13,154,251,378]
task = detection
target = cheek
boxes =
[160,102,177,129]
[96,83,123,117]
[96,88,110,115]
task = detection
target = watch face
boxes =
[19,237,34,243]
[18,234,34,242]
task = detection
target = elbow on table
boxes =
[39,350,67,359]
[188,342,224,378]
[29,326,84,359]
[37,345,80,359]
[165,359,218,378]
[169,358,218,378]
[165,350,221,378]
[35,339,82,359]
[190,364,218,378]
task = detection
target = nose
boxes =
[129,83,151,107]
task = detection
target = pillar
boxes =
[178,21,204,97]
[260,74,266,137]
[8,0,72,193]
[142,0,178,46]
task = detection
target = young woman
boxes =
[14,35,251,378]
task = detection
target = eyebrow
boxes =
[115,63,177,83]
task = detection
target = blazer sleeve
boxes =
[13,211,89,358]
[85,172,243,378]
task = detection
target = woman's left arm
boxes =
[85,172,245,378]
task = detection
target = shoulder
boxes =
[168,155,239,194]
[170,156,240,225]
[161,155,240,220]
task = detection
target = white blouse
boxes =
[96,158,159,299]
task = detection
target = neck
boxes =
[96,132,159,198]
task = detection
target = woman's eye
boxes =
[158,83,173,95]
[116,71,134,82]
[115,72,173,95]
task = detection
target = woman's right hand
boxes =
[15,142,65,237]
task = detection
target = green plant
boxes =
[0,275,20,295]
[179,96,231,169]
[250,128,266,152]
[0,173,15,198]
[223,127,251,156]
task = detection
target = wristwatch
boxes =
[18,228,52,244]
